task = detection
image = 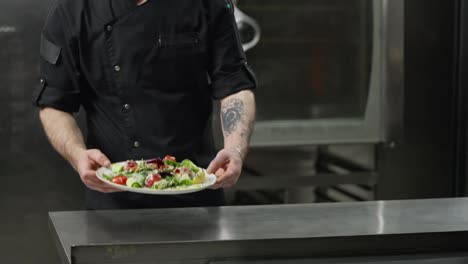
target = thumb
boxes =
[207,155,226,174]
[87,149,111,167]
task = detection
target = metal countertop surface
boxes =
[49,198,468,263]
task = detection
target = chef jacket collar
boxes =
[91,0,140,26]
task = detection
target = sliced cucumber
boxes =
[126,177,142,188]
[153,179,169,189]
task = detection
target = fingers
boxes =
[209,168,225,189]
[80,170,121,193]
[215,168,226,177]
[210,167,241,190]
[219,168,240,186]
[207,158,225,175]
[208,149,244,189]
[75,149,120,193]
[87,149,111,167]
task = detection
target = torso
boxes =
[54,0,219,165]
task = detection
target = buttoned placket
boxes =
[104,23,139,154]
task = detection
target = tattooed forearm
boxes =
[239,119,254,141]
[220,90,256,159]
[221,98,244,136]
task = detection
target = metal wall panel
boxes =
[376,0,457,199]
[455,0,468,196]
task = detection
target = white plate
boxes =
[96,161,217,195]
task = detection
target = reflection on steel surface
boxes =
[0,26,16,33]
[377,200,385,234]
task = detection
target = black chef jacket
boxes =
[33,0,257,209]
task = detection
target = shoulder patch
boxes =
[40,34,62,65]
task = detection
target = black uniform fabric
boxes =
[33,0,256,209]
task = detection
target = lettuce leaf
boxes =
[111,164,123,174]
[180,159,200,173]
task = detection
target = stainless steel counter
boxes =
[49,198,468,264]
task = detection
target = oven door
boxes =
[234,0,404,146]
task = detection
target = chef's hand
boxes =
[207,148,243,189]
[73,149,122,193]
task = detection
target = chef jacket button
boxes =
[106,25,113,32]
[123,104,131,111]
[133,141,140,148]
[114,65,121,72]
[39,77,47,87]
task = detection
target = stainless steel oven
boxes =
[234,0,404,146]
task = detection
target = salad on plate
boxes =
[98,155,214,192]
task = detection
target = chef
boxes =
[33,0,257,209]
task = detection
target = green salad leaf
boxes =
[163,159,180,167]
[180,159,200,173]
[111,164,123,174]
[103,174,113,180]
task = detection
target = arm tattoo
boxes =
[239,120,254,141]
[221,98,244,136]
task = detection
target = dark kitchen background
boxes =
[1,0,468,263]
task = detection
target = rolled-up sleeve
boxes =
[209,1,257,100]
[32,5,81,113]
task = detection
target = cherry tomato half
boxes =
[124,160,138,171]
[111,175,127,185]
[145,174,161,187]
[163,155,176,162]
